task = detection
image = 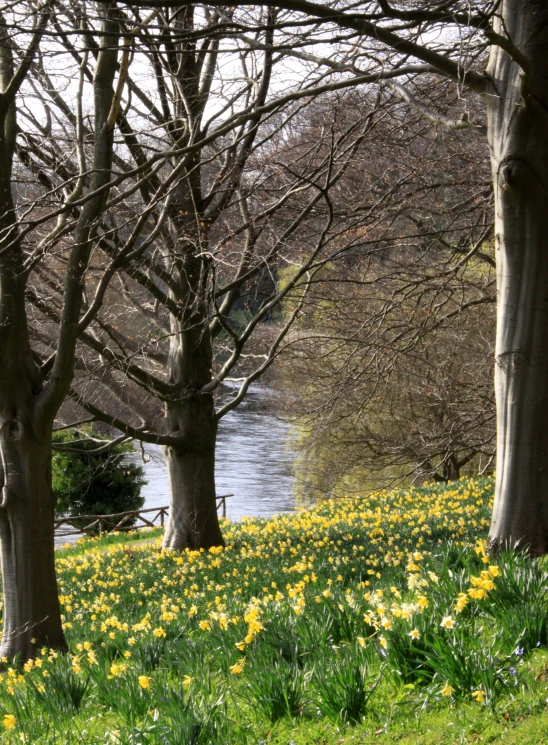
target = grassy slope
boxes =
[3,476,548,743]
[56,526,164,558]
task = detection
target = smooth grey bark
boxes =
[487,1,548,552]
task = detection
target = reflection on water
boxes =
[129,386,297,521]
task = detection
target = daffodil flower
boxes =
[441,681,453,697]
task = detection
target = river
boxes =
[129,385,297,521]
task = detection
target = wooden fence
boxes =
[54,494,233,538]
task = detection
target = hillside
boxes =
[3,477,548,743]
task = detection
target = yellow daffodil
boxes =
[3,714,16,729]
[417,596,429,611]
[230,659,246,674]
[109,662,127,678]
[441,681,453,697]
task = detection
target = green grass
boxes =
[3,476,548,743]
[55,526,163,558]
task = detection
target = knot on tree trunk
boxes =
[498,154,527,190]
[501,161,519,188]
[498,155,547,195]
[4,419,23,441]
[496,349,529,375]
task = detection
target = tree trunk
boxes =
[0,3,119,659]
[162,396,224,550]
[160,140,225,551]
[161,239,224,550]
[487,2,548,552]
[0,417,66,660]
[442,454,460,482]
[0,36,67,657]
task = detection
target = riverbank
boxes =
[4,475,548,744]
[55,526,164,557]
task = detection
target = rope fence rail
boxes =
[54,495,234,538]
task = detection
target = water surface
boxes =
[130,386,296,522]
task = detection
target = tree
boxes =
[143,0,547,552]
[6,0,409,659]
[0,0,137,659]
[277,90,496,494]
[284,257,496,496]
[23,12,389,551]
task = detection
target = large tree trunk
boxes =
[162,396,224,550]
[0,75,66,658]
[487,2,548,552]
[0,197,66,659]
[0,416,66,660]
[0,199,67,659]
[161,243,224,550]
[160,120,225,550]
[0,3,119,658]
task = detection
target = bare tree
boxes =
[140,0,548,552]
[284,261,496,496]
[0,1,134,660]
[276,89,495,494]
[27,98,384,550]
[3,0,350,658]
[19,5,399,552]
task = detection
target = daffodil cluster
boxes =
[0,474,539,743]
